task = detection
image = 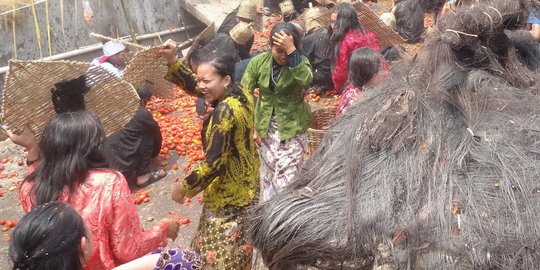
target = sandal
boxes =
[136,169,167,188]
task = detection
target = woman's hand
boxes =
[253,129,262,147]
[272,30,296,55]
[6,124,36,149]
[160,218,180,240]
[159,39,179,66]
[171,182,185,204]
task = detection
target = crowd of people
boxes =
[3,0,540,269]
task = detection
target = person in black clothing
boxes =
[104,85,165,187]
[394,0,424,43]
[302,27,334,92]
[217,5,257,60]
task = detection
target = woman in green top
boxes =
[241,22,313,201]
[159,40,259,269]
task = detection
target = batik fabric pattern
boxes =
[191,205,253,270]
[259,116,308,202]
[166,60,260,212]
[151,248,203,270]
[336,83,362,116]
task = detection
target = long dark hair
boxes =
[198,54,248,106]
[188,33,241,69]
[348,47,384,88]
[9,202,86,270]
[326,3,363,61]
[26,111,108,206]
[269,22,302,50]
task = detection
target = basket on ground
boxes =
[308,107,336,153]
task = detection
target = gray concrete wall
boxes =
[0,0,202,66]
[0,0,207,96]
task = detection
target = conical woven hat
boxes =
[279,0,295,15]
[238,0,263,32]
[315,1,405,47]
[230,22,255,45]
[123,47,176,99]
[237,1,258,21]
[2,60,140,138]
[186,22,216,60]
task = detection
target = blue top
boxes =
[528,9,540,25]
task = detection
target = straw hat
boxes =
[238,0,263,32]
[230,22,255,45]
[314,1,405,47]
[279,0,295,16]
[186,22,216,60]
[123,47,176,99]
[237,1,258,22]
[2,60,140,138]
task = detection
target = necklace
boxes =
[271,64,281,87]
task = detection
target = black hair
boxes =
[9,202,86,270]
[188,33,240,69]
[348,47,384,88]
[269,22,302,50]
[197,53,248,105]
[136,84,153,102]
[326,3,363,61]
[50,75,89,114]
[25,111,108,206]
[381,46,405,62]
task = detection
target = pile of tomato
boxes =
[133,189,150,205]
[0,220,17,232]
[146,87,205,173]
[253,15,283,52]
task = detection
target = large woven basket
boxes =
[123,46,176,99]
[315,1,405,47]
[186,22,215,59]
[308,107,337,153]
[2,60,139,138]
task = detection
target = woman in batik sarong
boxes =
[241,22,313,202]
[160,40,259,270]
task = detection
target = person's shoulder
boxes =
[252,51,272,62]
[214,100,234,114]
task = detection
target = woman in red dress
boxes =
[326,3,381,92]
[8,110,180,270]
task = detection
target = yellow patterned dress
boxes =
[166,61,259,270]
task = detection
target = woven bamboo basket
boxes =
[123,46,176,99]
[2,60,139,138]
[315,1,405,47]
[186,22,215,59]
[308,107,337,153]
